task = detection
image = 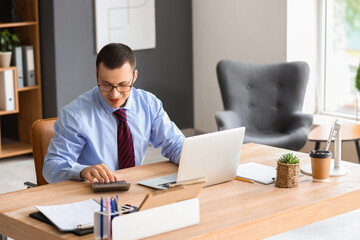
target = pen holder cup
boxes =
[94,198,200,240]
[94,211,114,240]
[94,205,135,240]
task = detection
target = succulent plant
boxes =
[278,153,300,164]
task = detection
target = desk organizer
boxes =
[94,198,199,240]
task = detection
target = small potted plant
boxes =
[0,28,20,67]
[355,60,360,121]
[275,153,300,188]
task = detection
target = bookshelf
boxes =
[0,0,42,158]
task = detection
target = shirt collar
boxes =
[96,87,134,114]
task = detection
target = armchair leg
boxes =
[314,141,321,150]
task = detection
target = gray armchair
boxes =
[216,60,313,151]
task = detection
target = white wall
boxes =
[192,0,320,133]
[286,0,319,114]
[192,0,287,133]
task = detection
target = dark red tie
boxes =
[114,109,135,169]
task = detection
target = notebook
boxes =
[236,162,276,185]
[137,127,245,189]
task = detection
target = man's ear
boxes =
[95,68,98,78]
[133,69,138,83]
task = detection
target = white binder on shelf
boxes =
[22,45,36,86]
[11,46,24,89]
[0,70,15,111]
[94,198,200,240]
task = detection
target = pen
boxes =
[235,177,254,183]
[100,197,103,240]
[114,198,119,212]
[111,198,116,220]
[107,197,111,240]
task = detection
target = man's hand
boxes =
[80,163,118,184]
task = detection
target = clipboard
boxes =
[29,211,93,236]
[138,177,206,211]
[34,199,100,232]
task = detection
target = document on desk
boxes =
[236,162,276,185]
[35,199,100,231]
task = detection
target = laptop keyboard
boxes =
[158,181,176,189]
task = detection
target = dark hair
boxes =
[96,43,136,72]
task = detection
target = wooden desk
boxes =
[1,143,360,239]
[308,123,360,163]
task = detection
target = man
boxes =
[43,43,185,184]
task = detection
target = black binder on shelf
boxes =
[22,45,36,86]
[11,46,24,89]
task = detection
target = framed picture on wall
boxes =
[94,0,156,52]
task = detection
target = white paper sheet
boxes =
[35,199,100,231]
[236,162,276,184]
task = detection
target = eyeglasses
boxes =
[98,77,134,93]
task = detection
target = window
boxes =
[323,0,360,118]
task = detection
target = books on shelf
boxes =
[0,69,15,111]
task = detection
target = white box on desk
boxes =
[94,198,200,240]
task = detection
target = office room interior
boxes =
[36,0,360,166]
[1,0,360,239]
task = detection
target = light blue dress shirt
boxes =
[43,87,185,183]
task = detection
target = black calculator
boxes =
[92,180,131,193]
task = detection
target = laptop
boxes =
[137,127,245,189]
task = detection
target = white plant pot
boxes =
[0,51,12,68]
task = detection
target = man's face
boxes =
[96,62,137,108]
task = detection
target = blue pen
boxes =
[111,198,116,220]
[100,197,103,240]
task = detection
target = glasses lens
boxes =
[117,86,131,92]
[99,85,112,92]
[98,85,131,92]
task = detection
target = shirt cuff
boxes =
[68,163,89,181]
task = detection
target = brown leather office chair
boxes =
[29,118,57,186]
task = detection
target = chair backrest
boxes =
[216,60,309,133]
[31,118,57,186]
